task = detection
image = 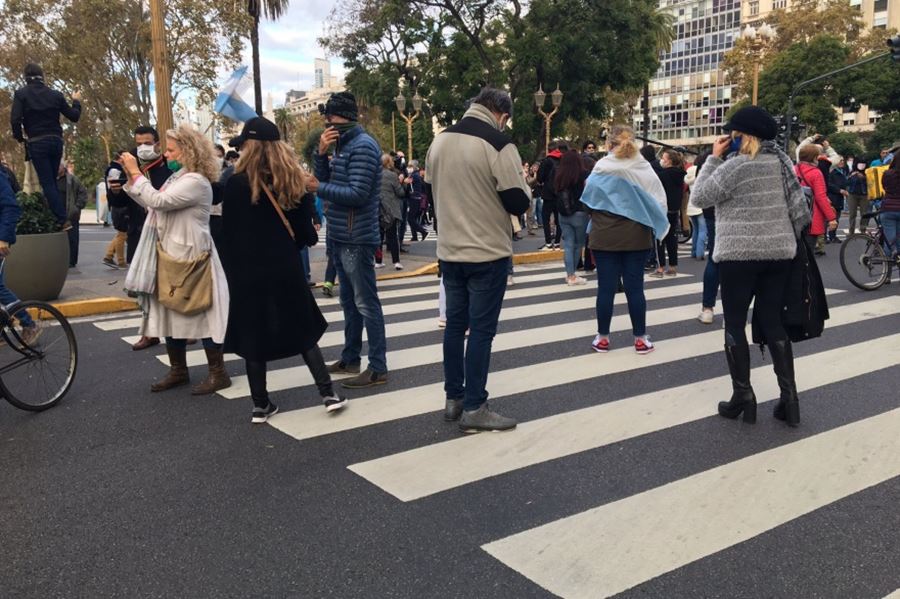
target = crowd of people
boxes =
[3,63,898,432]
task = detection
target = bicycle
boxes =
[839,211,899,291]
[0,261,78,411]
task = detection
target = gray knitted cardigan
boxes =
[691,153,809,262]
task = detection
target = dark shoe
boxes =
[341,368,388,389]
[328,360,361,375]
[769,340,800,427]
[458,402,517,433]
[444,398,464,422]
[718,334,757,423]
[132,336,160,351]
[251,402,279,424]
[102,257,120,269]
[151,345,190,392]
[191,347,232,395]
[324,396,348,413]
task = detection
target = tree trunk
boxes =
[642,82,650,145]
[251,13,262,116]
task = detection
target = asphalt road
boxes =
[1,238,898,599]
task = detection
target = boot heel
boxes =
[742,401,757,424]
[785,400,800,427]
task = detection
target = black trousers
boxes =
[67,221,79,266]
[719,260,791,348]
[657,211,679,268]
[542,201,561,245]
[407,198,428,240]
[381,219,400,264]
[246,345,334,409]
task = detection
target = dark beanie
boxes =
[24,63,44,81]
[723,105,778,141]
[323,92,358,121]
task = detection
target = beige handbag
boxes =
[156,241,213,315]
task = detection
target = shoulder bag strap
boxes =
[262,185,295,241]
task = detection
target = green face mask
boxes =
[332,122,356,135]
[167,159,183,172]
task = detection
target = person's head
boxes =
[214,144,225,159]
[548,140,570,154]
[164,123,220,182]
[639,144,657,163]
[606,125,639,160]
[835,157,846,169]
[798,143,822,164]
[381,153,396,172]
[409,159,420,171]
[472,87,513,130]
[880,148,889,160]
[321,91,358,125]
[857,161,866,171]
[225,150,239,164]
[721,105,776,159]
[554,149,586,192]
[582,140,597,154]
[234,117,307,208]
[133,125,161,161]
[660,149,684,169]
[23,63,44,83]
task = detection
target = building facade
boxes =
[283,59,345,118]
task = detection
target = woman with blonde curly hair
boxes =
[119,123,231,396]
[221,117,344,423]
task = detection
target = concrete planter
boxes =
[5,232,70,301]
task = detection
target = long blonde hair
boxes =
[606,125,638,159]
[731,130,762,159]
[235,139,307,208]
[166,124,221,182]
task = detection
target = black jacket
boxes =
[221,172,326,362]
[657,166,686,212]
[107,153,171,236]
[826,168,848,204]
[537,155,562,203]
[10,81,81,142]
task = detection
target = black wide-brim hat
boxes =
[723,105,778,141]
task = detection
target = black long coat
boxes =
[221,172,327,361]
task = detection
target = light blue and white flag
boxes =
[214,66,258,123]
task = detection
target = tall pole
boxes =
[400,111,419,160]
[751,61,760,106]
[250,12,263,115]
[149,0,173,147]
[537,107,558,155]
[391,112,397,151]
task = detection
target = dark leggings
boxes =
[381,219,400,264]
[657,212,679,268]
[542,201,561,245]
[719,260,791,348]
[245,345,334,409]
[166,337,219,350]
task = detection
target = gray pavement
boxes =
[2,232,898,598]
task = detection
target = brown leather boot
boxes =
[191,347,232,395]
[150,344,190,392]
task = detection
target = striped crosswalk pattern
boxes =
[93,261,900,598]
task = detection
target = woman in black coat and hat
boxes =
[222,117,347,423]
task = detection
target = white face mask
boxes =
[136,144,159,161]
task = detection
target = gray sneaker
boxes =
[444,398,464,422]
[341,368,388,389]
[458,403,517,433]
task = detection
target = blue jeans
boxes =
[534,197,543,226]
[593,250,647,337]
[441,257,510,411]
[300,247,311,282]
[0,261,33,327]
[27,137,66,225]
[882,211,900,256]
[690,214,707,259]
[333,242,387,373]
[559,211,589,276]
[702,215,720,309]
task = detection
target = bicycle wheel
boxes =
[0,301,77,411]
[840,233,889,291]
[677,220,692,244]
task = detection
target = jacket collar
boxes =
[463,103,502,130]
[339,124,364,144]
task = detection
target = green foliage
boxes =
[15,191,57,235]
[69,138,106,192]
[827,131,864,159]
[302,128,325,166]
[867,112,900,153]
[395,116,434,161]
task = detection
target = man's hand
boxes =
[712,135,731,158]
[72,90,83,102]
[306,176,320,193]
[828,220,838,232]
[0,241,10,258]
[841,189,849,197]
[318,127,339,155]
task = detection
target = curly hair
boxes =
[234,139,308,209]
[165,124,220,183]
[606,125,638,160]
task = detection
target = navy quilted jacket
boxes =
[314,125,382,246]
[0,171,21,245]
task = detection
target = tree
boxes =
[273,108,294,140]
[828,131,864,160]
[867,113,900,154]
[246,0,290,115]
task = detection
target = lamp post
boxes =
[96,117,115,162]
[742,23,777,106]
[534,84,563,154]
[395,92,423,160]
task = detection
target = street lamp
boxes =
[742,23,777,106]
[96,117,114,162]
[535,83,563,154]
[395,91,423,161]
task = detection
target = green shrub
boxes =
[15,191,57,235]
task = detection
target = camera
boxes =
[317,103,326,115]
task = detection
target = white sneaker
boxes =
[323,396,348,413]
[374,262,385,269]
[394,263,403,270]
[437,319,446,328]
[698,308,714,324]
[507,275,515,286]
[567,276,587,286]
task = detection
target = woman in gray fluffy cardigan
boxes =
[691,106,811,428]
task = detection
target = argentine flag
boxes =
[214,67,258,123]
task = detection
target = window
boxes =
[874,0,887,12]
[773,0,787,8]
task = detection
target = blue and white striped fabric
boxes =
[581,154,670,240]
[214,67,258,124]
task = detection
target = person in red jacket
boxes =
[795,144,837,255]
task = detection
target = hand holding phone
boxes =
[318,126,340,155]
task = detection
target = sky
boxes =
[244,0,344,109]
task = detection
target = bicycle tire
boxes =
[677,221,692,244]
[839,233,888,291]
[0,300,78,411]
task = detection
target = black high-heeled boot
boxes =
[718,333,757,423]
[769,339,799,427]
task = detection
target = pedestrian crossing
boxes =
[93,260,900,598]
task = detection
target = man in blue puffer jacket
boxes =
[0,169,37,340]
[311,92,388,388]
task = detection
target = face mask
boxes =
[167,159,183,172]
[332,122,356,135]
[729,136,742,154]
[136,144,159,161]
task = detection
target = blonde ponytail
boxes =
[607,125,638,160]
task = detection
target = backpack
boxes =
[866,165,888,201]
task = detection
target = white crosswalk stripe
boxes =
[92,261,900,597]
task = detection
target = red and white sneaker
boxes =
[634,337,655,354]
[591,335,610,353]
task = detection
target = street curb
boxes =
[372,250,564,282]
[46,297,139,319]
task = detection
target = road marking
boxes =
[348,332,900,500]
[268,291,883,442]
[481,408,900,599]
